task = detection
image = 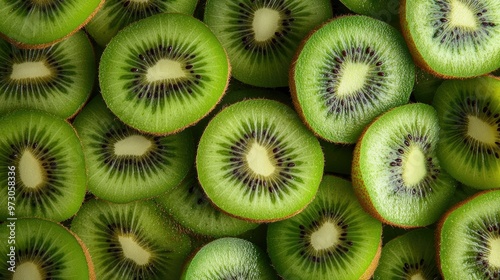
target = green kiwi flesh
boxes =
[99,12,230,135]
[291,15,415,144]
[352,103,456,228]
[196,99,324,222]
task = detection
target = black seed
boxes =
[377,72,385,76]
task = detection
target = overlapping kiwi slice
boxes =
[291,15,415,144]
[0,0,104,48]
[73,96,194,203]
[437,189,500,279]
[0,31,95,119]
[0,218,94,279]
[401,0,500,78]
[196,99,324,222]
[433,76,500,190]
[71,198,192,280]
[99,12,230,135]
[352,103,456,228]
[204,0,333,87]
[267,175,383,280]
[0,110,86,222]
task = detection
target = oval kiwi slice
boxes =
[0,218,94,279]
[0,31,95,119]
[437,189,500,279]
[0,110,86,222]
[99,12,230,135]
[352,103,456,228]
[196,99,324,222]
[267,175,383,280]
[291,15,415,144]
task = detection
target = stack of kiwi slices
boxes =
[2,0,500,279]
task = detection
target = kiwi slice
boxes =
[99,12,230,135]
[401,0,500,78]
[0,218,94,279]
[0,110,86,222]
[86,0,198,47]
[0,31,95,119]
[0,0,104,48]
[374,228,441,280]
[433,76,500,190]
[339,0,401,25]
[291,15,415,144]
[73,95,194,203]
[183,237,278,279]
[267,175,383,280]
[204,0,332,88]
[71,198,192,280]
[352,103,456,228]
[437,189,500,279]
[196,99,324,222]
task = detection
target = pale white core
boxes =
[19,150,44,189]
[118,235,151,266]
[410,272,426,280]
[467,116,496,144]
[449,0,478,29]
[402,146,427,186]
[310,221,340,251]
[489,237,500,268]
[13,261,42,280]
[114,135,152,156]
[10,61,51,80]
[252,8,281,42]
[337,63,370,96]
[246,142,275,177]
[146,59,185,82]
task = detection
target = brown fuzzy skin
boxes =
[360,239,383,280]
[0,0,105,49]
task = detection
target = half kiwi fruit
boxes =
[99,12,230,135]
[291,15,415,144]
[352,103,456,228]
[196,99,324,222]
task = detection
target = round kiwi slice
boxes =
[267,175,383,280]
[0,31,95,119]
[437,189,500,279]
[0,110,86,222]
[291,15,415,144]
[433,76,500,190]
[400,0,500,78]
[72,95,194,203]
[374,228,441,280]
[204,0,332,87]
[0,0,104,48]
[183,237,278,279]
[352,103,456,228]
[86,0,198,47]
[71,198,192,280]
[0,218,94,279]
[99,12,230,135]
[196,99,324,222]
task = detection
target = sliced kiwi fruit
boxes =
[352,103,456,228]
[0,31,95,119]
[433,76,500,190]
[71,198,192,280]
[374,228,441,280]
[0,218,94,279]
[339,0,401,26]
[437,189,500,279]
[204,0,333,87]
[267,175,383,280]
[196,99,324,222]
[0,110,86,222]
[0,0,104,48]
[72,95,194,203]
[400,0,500,78]
[291,15,415,144]
[99,12,230,135]
[183,237,278,279]
[86,0,198,47]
